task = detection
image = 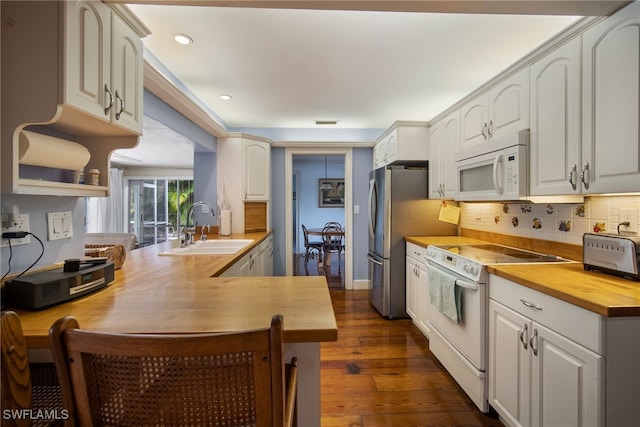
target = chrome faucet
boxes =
[200,224,211,241]
[182,201,216,247]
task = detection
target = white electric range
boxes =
[424,243,573,412]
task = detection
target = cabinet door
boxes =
[111,12,143,134]
[64,0,111,122]
[265,240,273,276]
[530,37,582,196]
[258,238,273,276]
[531,323,603,427]
[489,300,531,427]
[243,140,270,200]
[385,131,398,165]
[405,256,418,320]
[460,95,489,151]
[238,252,251,277]
[489,68,529,140]
[441,112,460,197]
[428,123,443,199]
[582,1,640,194]
[415,260,430,336]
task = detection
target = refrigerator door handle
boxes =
[367,178,376,238]
[367,254,383,266]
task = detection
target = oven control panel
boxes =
[426,246,485,282]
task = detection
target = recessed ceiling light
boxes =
[220,95,232,100]
[174,34,193,45]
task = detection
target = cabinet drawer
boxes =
[490,275,605,354]
[406,242,428,263]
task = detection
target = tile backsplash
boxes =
[459,195,640,246]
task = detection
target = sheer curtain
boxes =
[86,168,125,233]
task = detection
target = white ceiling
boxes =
[112,115,195,167]
[113,1,625,168]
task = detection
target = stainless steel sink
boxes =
[159,239,254,256]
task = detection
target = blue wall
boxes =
[351,148,374,281]
[1,195,85,274]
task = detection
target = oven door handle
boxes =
[454,279,478,291]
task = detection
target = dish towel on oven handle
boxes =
[428,266,462,324]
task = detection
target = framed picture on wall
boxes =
[319,178,345,208]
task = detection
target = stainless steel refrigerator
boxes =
[367,163,457,318]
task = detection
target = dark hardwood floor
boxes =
[320,289,503,427]
[293,252,345,289]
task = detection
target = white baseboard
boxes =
[350,279,369,290]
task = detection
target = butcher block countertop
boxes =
[487,263,640,317]
[11,231,339,349]
[406,235,640,317]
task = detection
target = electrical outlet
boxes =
[47,211,73,241]
[1,213,31,248]
[620,208,638,232]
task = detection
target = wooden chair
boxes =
[1,311,32,427]
[322,222,344,273]
[1,311,63,427]
[302,224,323,266]
[49,314,298,427]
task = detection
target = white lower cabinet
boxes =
[238,247,259,277]
[406,242,430,337]
[258,235,274,277]
[220,237,273,278]
[489,274,640,427]
[406,255,419,320]
[489,299,602,427]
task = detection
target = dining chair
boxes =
[49,314,298,427]
[2,311,63,427]
[302,224,324,266]
[322,222,344,273]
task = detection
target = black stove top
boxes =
[438,244,570,265]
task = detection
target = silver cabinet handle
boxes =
[580,162,590,190]
[482,122,488,140]
[568,164,578,190]
[104,84,114,116]
[115,90,125,120]
[488,119,493,139]
[520,298,543,311]
[519,323,529,350]
[530,328,539,356]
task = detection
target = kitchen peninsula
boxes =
[11,231,338,427]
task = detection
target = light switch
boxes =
[47,211,73,241]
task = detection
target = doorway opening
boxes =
[127,178,194,247]
[285,148,352,289]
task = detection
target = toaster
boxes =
[583,233,640,281]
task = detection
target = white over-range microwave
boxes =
[455,130,529,201]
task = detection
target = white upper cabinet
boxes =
[529,36,582,196]
[460,68,529,155]
[0,1,147,196]
[217,135,271,233]
[429,110,460,199]
[373,122,429,169]
[581,1,640,194]
[242,138,271,201]
[65,0,144,135]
